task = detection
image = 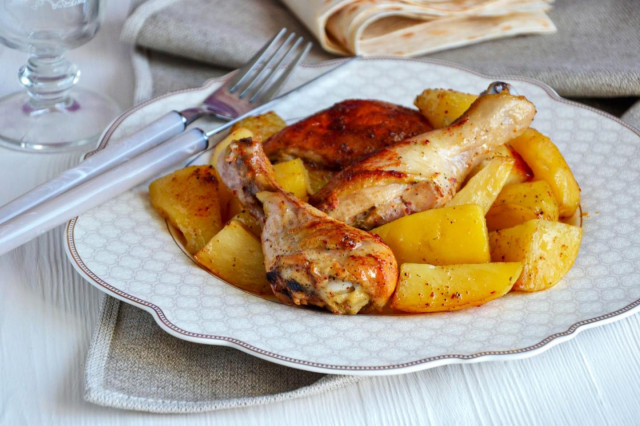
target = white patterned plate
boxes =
[66,58,640,375]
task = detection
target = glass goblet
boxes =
[0,0,120,152]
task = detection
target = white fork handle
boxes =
[0,111,186,225]
[0,129,208,256]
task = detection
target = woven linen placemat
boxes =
[85,295,360,413]
[84,0,640,413]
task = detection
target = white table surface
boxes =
[1,2,639,425]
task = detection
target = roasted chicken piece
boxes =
[215,136,279,221]
[217,138,398,314]
[262,99,433,170]
[312,83,537,230]
[259,191,398,314]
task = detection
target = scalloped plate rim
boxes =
[66,57,640,375]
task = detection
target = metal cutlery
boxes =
[0,54,355,256]
[0,28,311,225]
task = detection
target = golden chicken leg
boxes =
[312,83,537,230]
[217,138,398,314]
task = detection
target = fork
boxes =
[0,28,311,225]
[179,28,311,124]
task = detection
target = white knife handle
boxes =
[0,128,208,256]
[0,111,186,225]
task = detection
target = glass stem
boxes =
[18,54,79,110]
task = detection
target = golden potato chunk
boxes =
[508,128,580,217]
[414,88,477,128]
[194,220,272,296]
[372,204,490,266]
[230,111,286,141]
[391,262,522,313]
[149,165,222,254]
[230,210,262,237]
[447,156,514,214]
[489,219,582,292]
[273,158,311,201]
[476,144,532,186]
[486,180,559,231]
[222,195,245,223]
[305,167,334,195]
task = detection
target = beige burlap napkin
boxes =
[84,0,639,412]
[85,295,359,413]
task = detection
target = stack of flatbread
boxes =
[282,0,555,57]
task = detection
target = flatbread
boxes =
[281,0,555,56]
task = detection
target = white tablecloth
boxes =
[1,2,639,424]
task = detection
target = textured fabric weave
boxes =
[85,296,359,413]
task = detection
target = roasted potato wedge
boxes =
[194,220,272,296]
[372,204,490,265]
[230,210,262,237]
[414,88,477,128]
[304,167,334,195]
[475,144,532,186]
[391,262,523,313]
[273,158,311,201]
[489,219,582,292]
[508,128,580,217]
[149,165,223,254]
[448,156,514,214]
[230,111,286,141]
[223,195,244,223]
[486,180,559,231]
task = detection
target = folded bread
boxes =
[282,0,555,56]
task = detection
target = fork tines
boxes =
[226,28,312,105]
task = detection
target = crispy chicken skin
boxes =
[312,84,537,230]
[262,99,433,170]
[217,138,398,314]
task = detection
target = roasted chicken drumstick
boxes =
[217,138,398,314]
[312,83,537,229]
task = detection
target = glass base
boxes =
[0,88,120,152]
